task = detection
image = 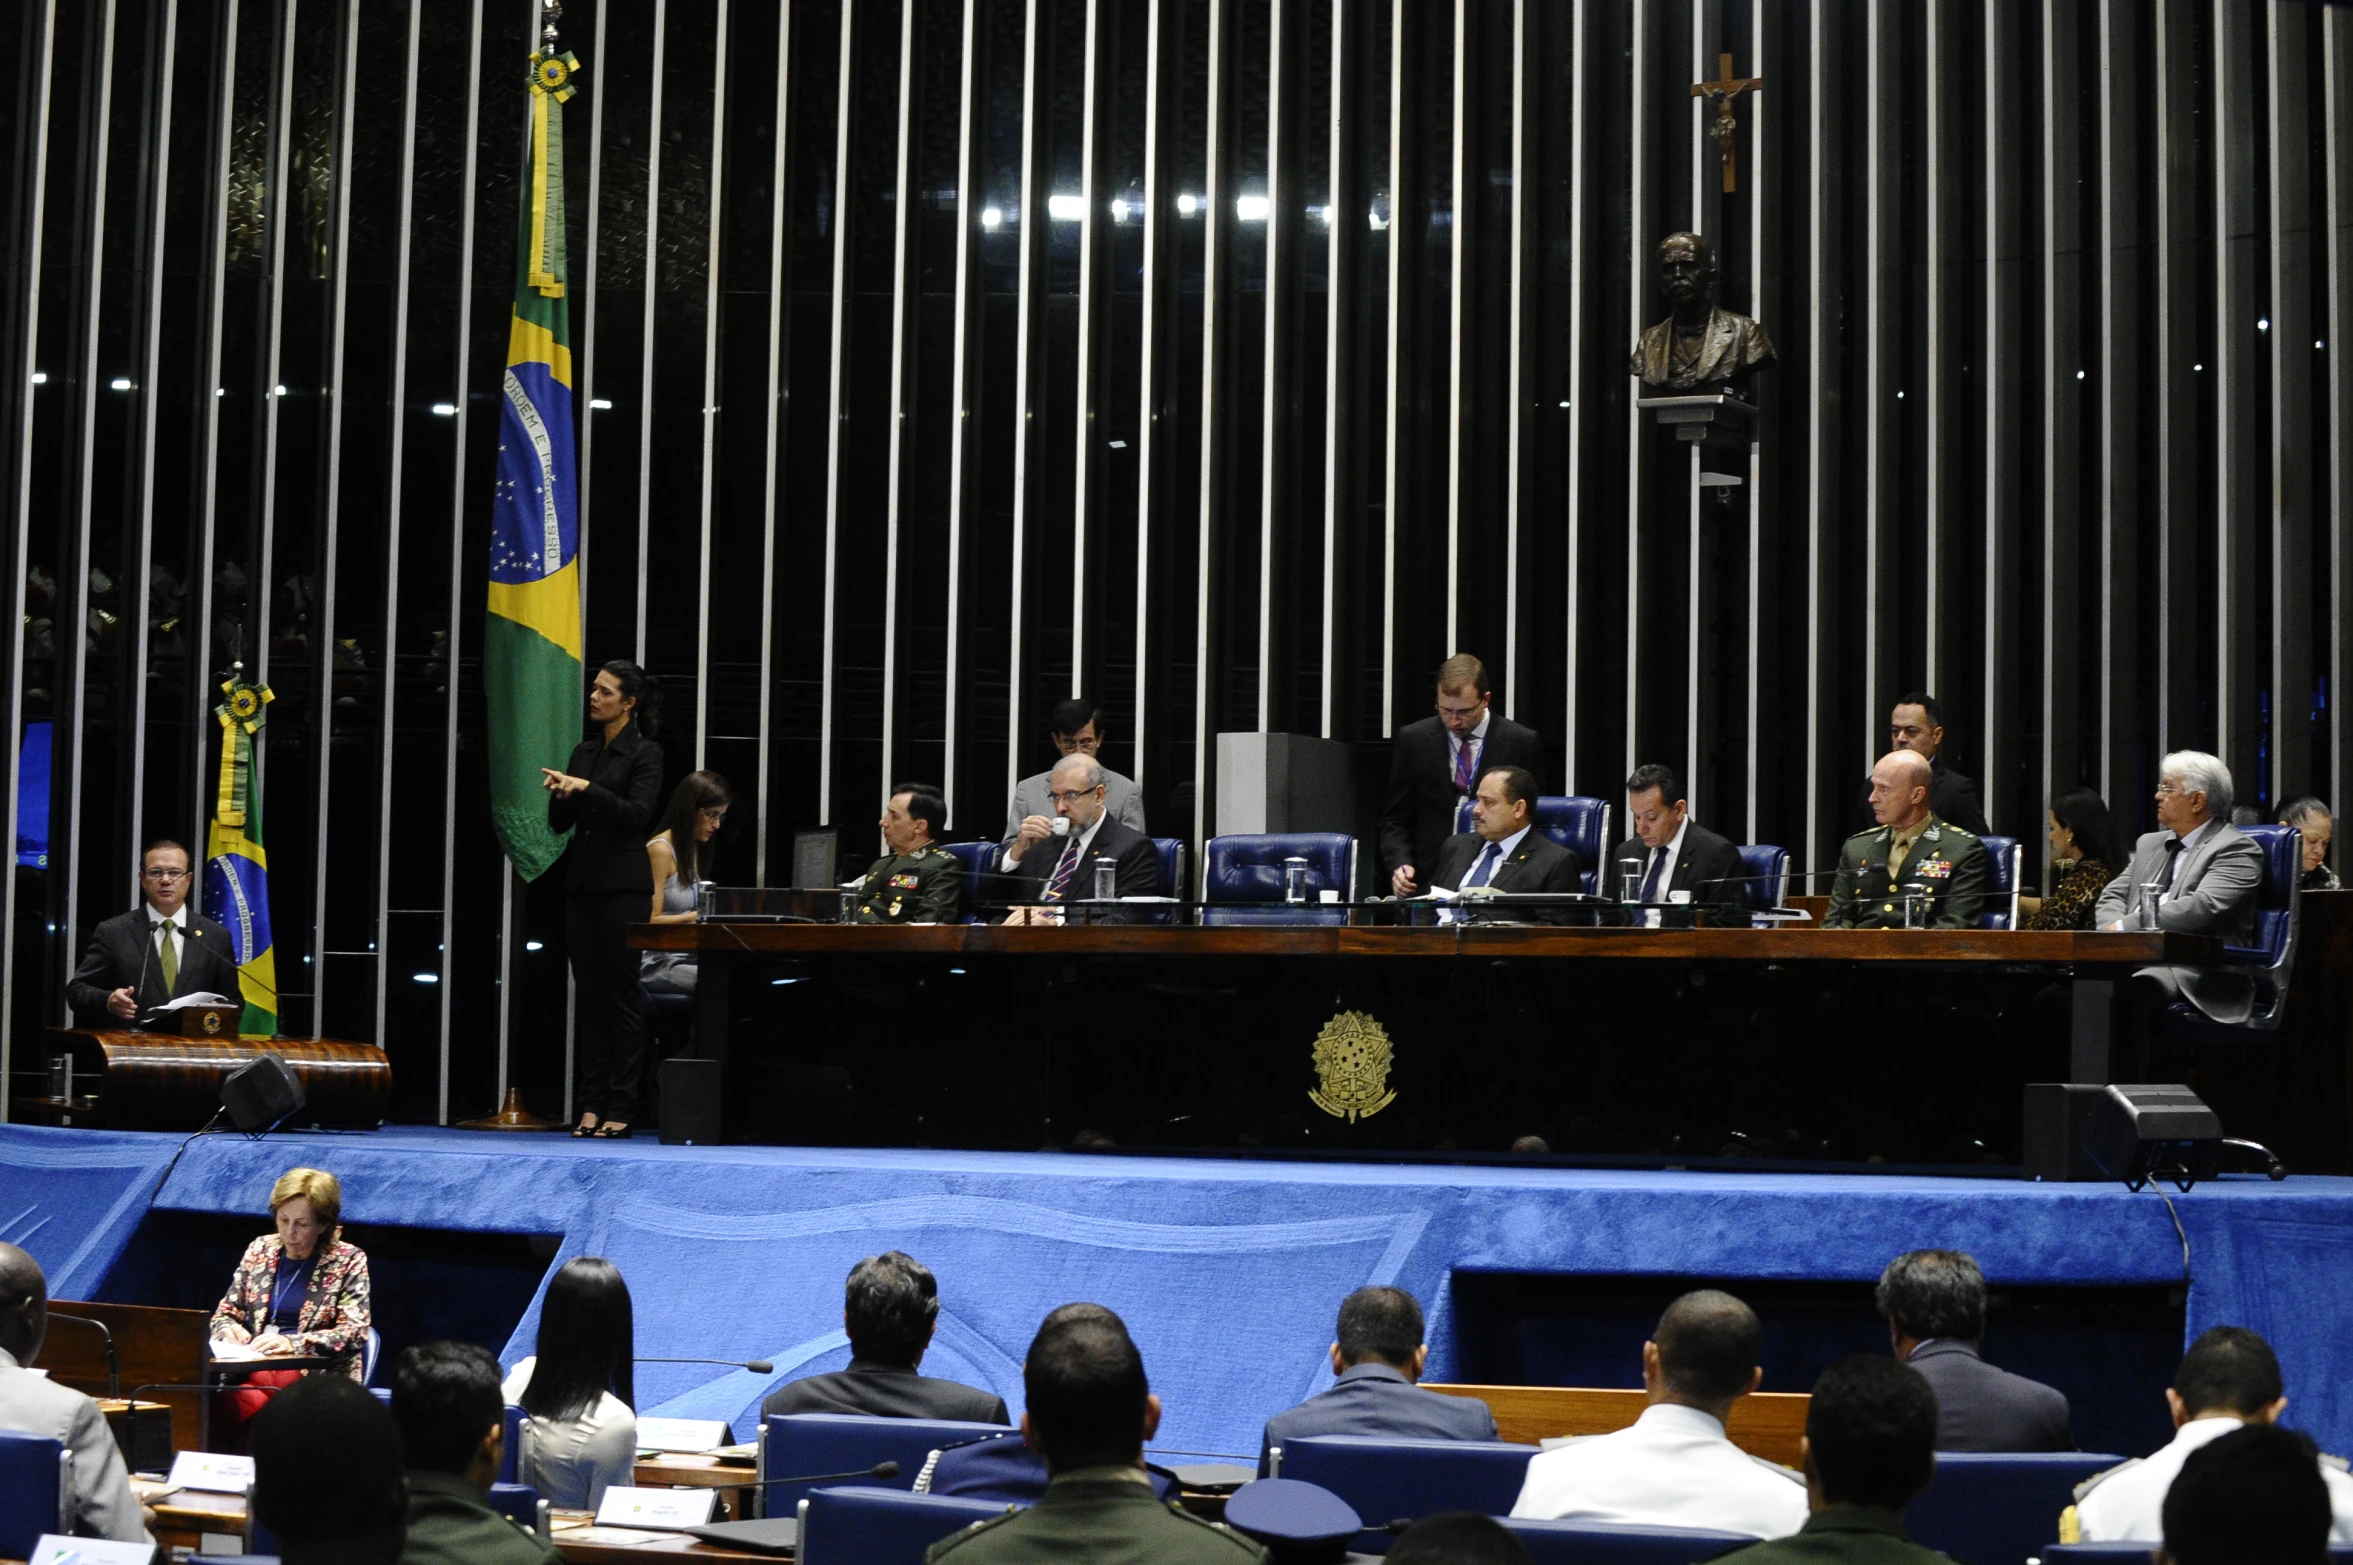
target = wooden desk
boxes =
[42,1298,211,1459]
[21,1030,390,1130]
[143,1481,248,1555]
[633,1452,755,1520]
[553,1510,781,1562]
[631,920,2225,1161]
[1424,1384,1809,1469]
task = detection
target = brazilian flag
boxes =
[485,47,586,881]
[205,676,279,1037]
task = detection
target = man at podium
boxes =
[66,838,240,1028]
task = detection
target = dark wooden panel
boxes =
[41,1298,211,1459]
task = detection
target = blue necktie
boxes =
[1464,843,1503,889]
[1639,847,1668,903]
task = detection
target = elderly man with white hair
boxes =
[1002,753,1163,925]
[2094,750,2267,1026]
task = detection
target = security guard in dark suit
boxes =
[855,783,965,924]
[926,1305,1268,1565]
[1826,752,1987,930]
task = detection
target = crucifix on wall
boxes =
[1690,53,1764,195]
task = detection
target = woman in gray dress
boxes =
[642,770,731,995]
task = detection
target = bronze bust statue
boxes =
[1628,231,1774,393]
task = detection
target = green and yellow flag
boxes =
[204,674,279,1037]
[485,48,586,880]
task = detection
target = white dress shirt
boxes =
[2073,1415,2353,1542]
[501,1357,639,1510]
[1508,1401,1808,1538]
[1633,817,1691,926]
[1002,811,1109,876]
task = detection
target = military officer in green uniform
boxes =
[1709,1356,1956,1565]
[1827,750,1988,929]
[855,782,966,924]
[926,1304,1268,1565]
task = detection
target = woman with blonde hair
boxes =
[210,1167,372,1432]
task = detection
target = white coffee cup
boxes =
[1049,816,1072,838]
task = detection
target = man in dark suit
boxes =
[66,838,242,1028]
[1380,653,1546,896]
[1002,754,1162,922]
[1858,692,1992,836]
[1258,1286,1496,1474]
[762,1251,1009,1425]
[1428,766,1583,916]
[1607,763,1746,917]
[1875,1249,2071,1452]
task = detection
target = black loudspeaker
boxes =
[220,1051,306,1133]
[2024,1083,2224,1189]
[660,1058,722,1145]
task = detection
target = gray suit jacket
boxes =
[0,1346,154,1543]
[2093,822,2267,1022]
[1001,767,1146,853]
[1259,1362,1498,1475]
[1904,1340,2072,1453]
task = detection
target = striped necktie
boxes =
[1045,839,1082,901]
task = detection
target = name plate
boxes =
[635,1415,730,1453]
[594,1485,719,1530]
[32,1536,165,1565]
[167,1449,255,1493]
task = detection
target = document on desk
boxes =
[32,1535,166,1565]
[167,1450,255,1494]
[151,991,236,1010]
[206,1339,267,1362]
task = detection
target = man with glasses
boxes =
[2094,750,2266,1029]
[1001,698,1147,867]
[1004,754,1162,924]
[67,837,241,1028]
[1379,654,1546,897]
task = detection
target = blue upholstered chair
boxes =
[759,1413,1011,1519]
[941,840,999,919]
[797,1485,1014,1565]
[0,1428,67,1559]
[501,1402,526,1483]
[1503,1518,1753,1565]
[1452,797,1613,894]
[2152,822,2303,1038]
[1201,834,1356,925]
[1736,844,1791,912]
[488,1481,551,1539]
[1905,1451,2124,1565]
[1154,838,1189,900]
[1978,835,2022,930]
[1268,1434,1535,1548]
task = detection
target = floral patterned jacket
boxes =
[209,1234,372,1381]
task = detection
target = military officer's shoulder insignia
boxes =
[2073,1457,2142,1501]
[1166,1504,1267,1556]
[1746,1453,1806,1486]
[926,1508,1021,1556]
[1842,825,1882,845]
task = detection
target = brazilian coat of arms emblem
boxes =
[1309,1010,1398,1122]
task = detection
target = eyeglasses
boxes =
[698,807,729,821]
[142,868,191,882]
[1048,787,1102,806]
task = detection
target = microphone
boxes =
[756,1459,900,1491]
[634,1354,778,1374]
[47,1312,119,1395]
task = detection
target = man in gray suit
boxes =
[1000,697,1146,866]
[2093,750,2267,1026]
[1876,1249,2070,1452]
[1258,1286,1496,1475]
[0,1242,154,1544]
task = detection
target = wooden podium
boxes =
[26,1027,392,1130]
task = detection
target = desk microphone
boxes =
[756,1460,899,1490]
[47,1312,119,1395]
[634,1354,778,1374]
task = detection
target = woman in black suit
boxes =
[544,661,665,1138]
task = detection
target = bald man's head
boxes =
[0,1242,48,1364]
[1868,750,1934,830]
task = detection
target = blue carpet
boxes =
[3,1124,2349,1460]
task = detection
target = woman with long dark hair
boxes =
[500,1257,636,1509]
[2020,786,2120,931]
[642,770,731,996]
[544,660,664,1138]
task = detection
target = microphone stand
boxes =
[634,1354,778,1375]
[47,1311,119,1396]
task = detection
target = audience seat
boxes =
[1202,834,1356,924]
[501,1402,525,1483]
[1269,1434,1536,1552]
[1906,1451,2124,1565]
[488,1480,551,1539]
[0,1428,67,1559]
[797,1484,1014,1565]
[1503,1518,1753,1565]
[759,1413,1012,1519]
[1979,835,2022,930]
[1452,797,1613,894]
[1735,844,1790,912]
[2153,821,2303,1039]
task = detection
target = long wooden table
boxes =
[633,921,2224,1159]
